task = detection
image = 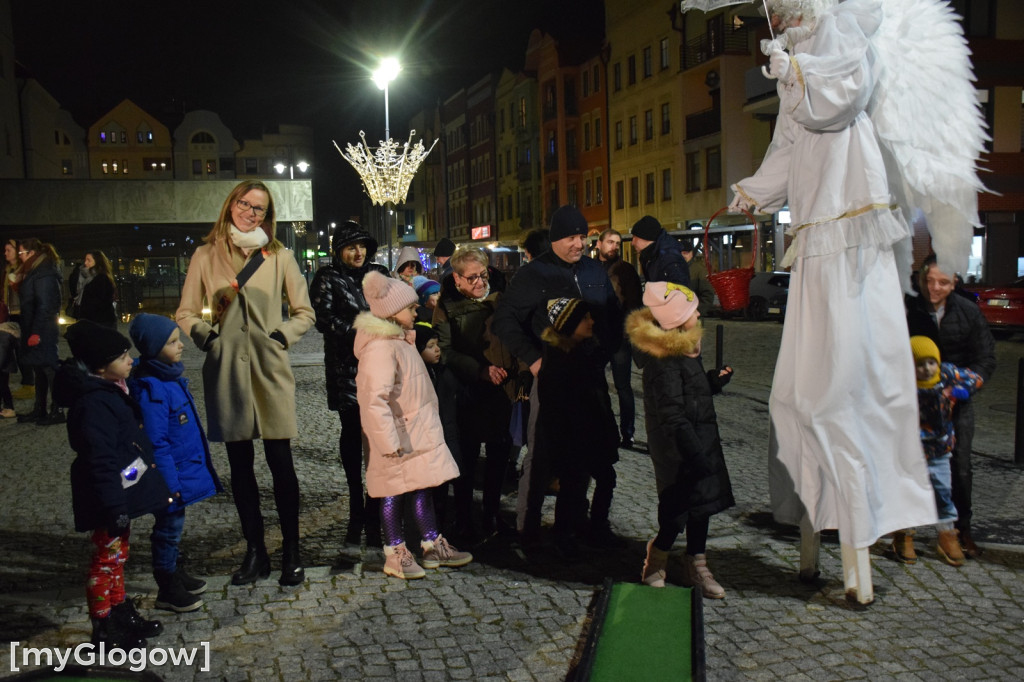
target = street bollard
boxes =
[1016,357,1023,465]
[716,324,724,371]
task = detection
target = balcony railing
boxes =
[685,108,721,140]
[681,27,749,70]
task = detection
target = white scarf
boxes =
[229,224,269,254]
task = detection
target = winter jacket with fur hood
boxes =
[309,227,390,411]
[352,311,460,498]
[55,361,173,533]
[626,308,734,523]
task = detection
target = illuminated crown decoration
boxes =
[335,131,438,206]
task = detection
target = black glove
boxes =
[106,512,130,538]
[202,332,219,351]
[707,366,733,393]
[270,330,287,348]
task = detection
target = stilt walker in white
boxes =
[728,0,989,603]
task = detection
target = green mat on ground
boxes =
[579,581,703,681]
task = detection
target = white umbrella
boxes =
[681,0,775,39]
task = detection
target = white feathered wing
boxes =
[868,0,990,278]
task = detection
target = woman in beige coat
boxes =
[353,270,470,580]
[176,180,314,587]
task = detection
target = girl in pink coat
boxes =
[353,271,472,579]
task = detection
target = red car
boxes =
[970,277,1024,337]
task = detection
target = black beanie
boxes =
[433,238,456,258]
[66,319,132,371]
[414,322,439,353]
[549,205,589,242]
[631,215,663,242]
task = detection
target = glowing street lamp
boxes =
[274,160,310,179]
[373,57,401,140]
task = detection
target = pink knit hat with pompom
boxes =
[363,270,419,319]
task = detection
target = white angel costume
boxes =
[733,0,941,548]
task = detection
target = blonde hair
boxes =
[450,246,489,275]
[204,181,283,253]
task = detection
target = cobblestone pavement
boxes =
[1,319,1022,681]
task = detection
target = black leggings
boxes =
[225,439,300,547]
[339,407,379,528]
[654,510,710,556]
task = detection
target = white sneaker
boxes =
[383,542,426,580]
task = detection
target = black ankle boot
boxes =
[279,542,305,586]
[175,566,208,595]
[111,597,163,639]
[231,545,270,585]
[154,570,203,613]
[92,615,146,651]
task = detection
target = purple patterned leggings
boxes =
[380,488,440,547]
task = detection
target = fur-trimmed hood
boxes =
[352,310,415,359]
[626,308,703,358]
[540,326,584,353]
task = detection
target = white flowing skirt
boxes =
[769,242,937,548]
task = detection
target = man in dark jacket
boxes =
[434,237,456,280]
[308,221,390,546]
[630,215,690,286]
[493,205,622,541]
[597,228,643,449]
[906,255,996,557]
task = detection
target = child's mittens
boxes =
[27,334,40,347]
[951,386,970,401]
[707,366,734,394]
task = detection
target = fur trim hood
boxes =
[540,325,583,352]
[352,310,414,359]
[626,308,703,358]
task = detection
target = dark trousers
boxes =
[32,364,55,413]
[609,341,635,440]
[338,407,378,528]
[553,456,616,538]
[654,509,711,555]
[455,432,512,527]
[951,401,975,531]
[225,439,301,548]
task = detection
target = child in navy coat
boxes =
[55,320,173,650]
[129,313,222,612]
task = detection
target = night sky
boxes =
[11,0,604,222]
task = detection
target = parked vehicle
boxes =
[968,277,1024,338]
[745,271,790,321]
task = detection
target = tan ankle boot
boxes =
[936,529,965,567]
[684,553,725,599]
[641,539,668,588]
[890,529,917,564]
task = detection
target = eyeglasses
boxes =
[457,271,489,284]
[236,199,268,217]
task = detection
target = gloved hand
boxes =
[269,330,287,348]
[768,49,793,84]
[202,332,219,351]
[27,334,40,347]
[728,192,752,214]
[707,366,734,394]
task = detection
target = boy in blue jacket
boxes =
[129,313,222,612]
[56,320,173,650]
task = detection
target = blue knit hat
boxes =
[412,276,441,306]
[129,313,179,359]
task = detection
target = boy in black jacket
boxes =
[537,298,620,553]
[55,320,173,650]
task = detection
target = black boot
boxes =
[344,517,362,546]
[154,570,203,612]
[279,541,305,586]
[16,408,45,424]
[91,615,146,651]
[110,597,163,639]
[175,566,208,595]
[37,407,66,426]
[231,544,270,585]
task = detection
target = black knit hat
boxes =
[631,215,664,241]
[66,319,131,371]
[433,238,456,258]
[331,221,379,259]
[547,297,591,337]
[414,322,438,353]
[549,205,589,242]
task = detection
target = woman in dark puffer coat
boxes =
[14,238,64,425]
[309,221,390,546]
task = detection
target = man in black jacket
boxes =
[906,255,996,557]
[630,215,690,286]
[493,205,622,543]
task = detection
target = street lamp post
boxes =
[373,57,401,269]
[274,160,310,180]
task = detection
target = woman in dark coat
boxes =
[627,281,734,599]
[309,221,390,545]
[14,238,65,425]
[70,250,118,328]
